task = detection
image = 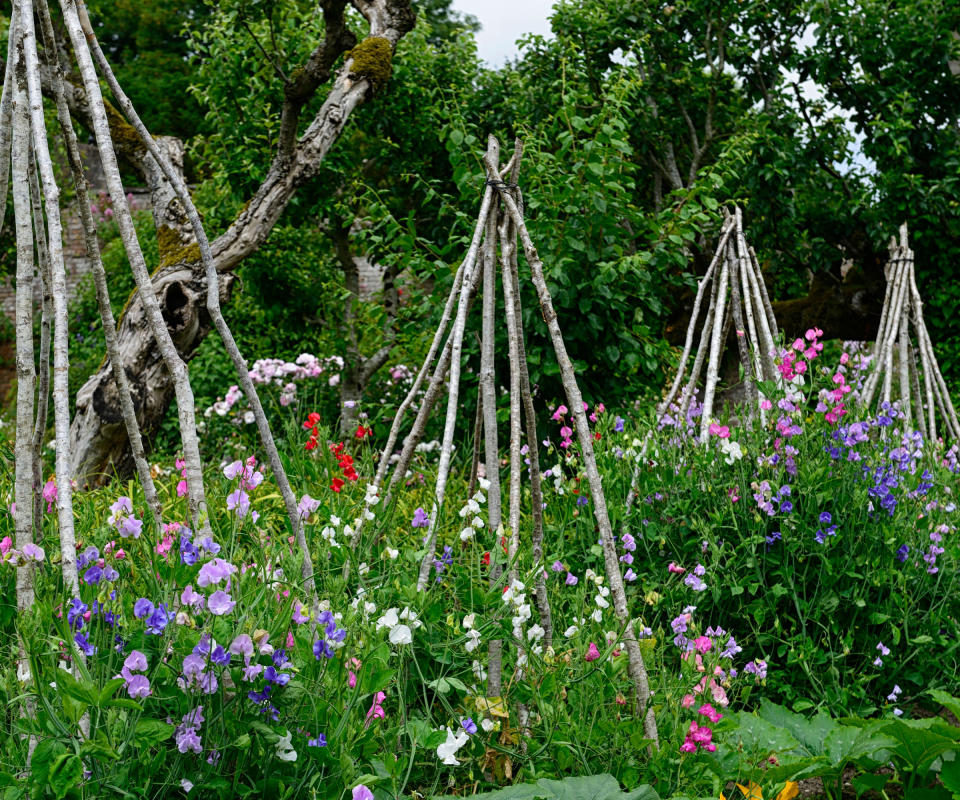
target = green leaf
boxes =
[79,733,120,761]
[48,753,83,800]
[851,773,888,797]
[928,690,960,722]
[755,701,834,757]
[98,678,128,706]
[433,774,658,800]
[881,719,957,773]
[938,755,960,793]
[134,720,174,749]
[56,669,98,707]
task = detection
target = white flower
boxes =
[462,613,476,630]
[590,608,603,623]
[527,624,545,641]
[358,562,370,576]
[471,516,484,529]
[385,547,399,560]
[472,660,487,683]
[363,601,377,615]
[330,515,341,526]
[465,629,482,653]
[437,727,469,765]
[389,624,413,645]
[363,510,375,521]
[595,594,610,609]
[16,662,31,683]
[564,625,579,638]
[400,607,422,628]
[502,580,525,605]
[472,492,486,505]
[480,717,495,732]
[459,528,474,541]
[478,477,491,491]
[376,608,399,630]
[276,730,297,762]
[181,779,194,793]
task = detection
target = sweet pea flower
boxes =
[353,786,374,800]
[207,590,236,616]
[585,642,601,662]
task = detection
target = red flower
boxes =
[355,424,372,440]
[594,432,602,441]
[331,478,345,493]
[482,552,490,565]
[303,412,321,430]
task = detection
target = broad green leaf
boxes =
[881,719,957,773]
[48,753,83,800]
[134,720,174,749]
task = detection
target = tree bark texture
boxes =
[44,0,416,482]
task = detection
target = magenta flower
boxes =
[585,642,601,662]
[365,690,386,725]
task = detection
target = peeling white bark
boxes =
[21,0,80,594]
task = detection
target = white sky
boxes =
[451,0,555,66]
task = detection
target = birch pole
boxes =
[60,0,211,534]
[501,144,553,649]
[35,0,163,531]
[657,219,732,417]
[699,249,731,440]
[28,154,52,531]
[13,7,37,612]
[0,12,14,235]
[483,142,658,746]
[416,137,500,591]
[21,0,80,594]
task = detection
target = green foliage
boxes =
[437,774,659,800]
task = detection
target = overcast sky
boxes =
[451,0,555,66]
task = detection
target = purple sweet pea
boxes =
[207,590,236,616]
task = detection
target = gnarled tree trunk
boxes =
[44,0,416,484]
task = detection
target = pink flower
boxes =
[709,678,729,707]
[42,480,57,512]
[760,399,772,411]
[680,740,697,753]
[708,423,730,438]
[697,703,723,723]
[114,549,126,560]
[585,642,601,662]
[668,562,686,574]
[693,636,712,654]
[348,671,357,689]
[681,694,695,709]
[286,631,295,649]
[353,786,374,800]
[559,426,573,438]
[365,691,386,725]
[0,536,11,555]
[551,405,568,421]
[177,480,188,497]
